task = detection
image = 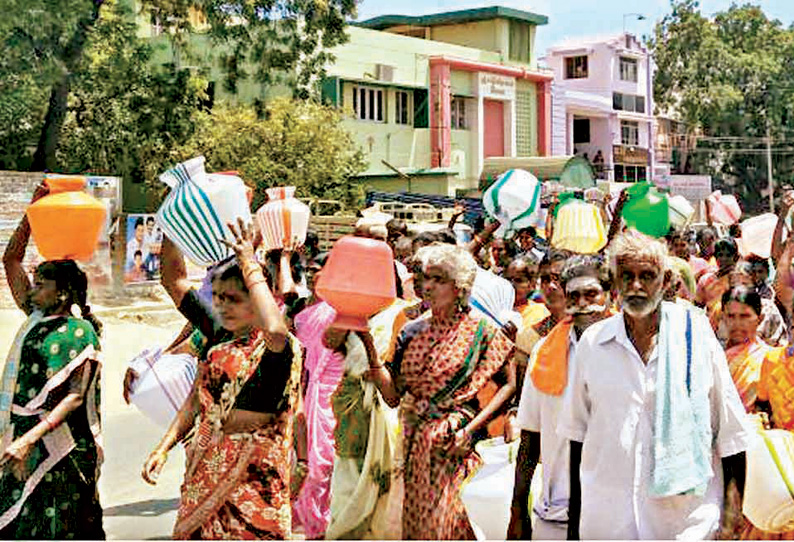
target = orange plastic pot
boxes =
[44,175,89,194]
[315,236,396,331]
[27,177,106,261]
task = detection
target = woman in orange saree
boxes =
[367,244,515,540]
[142,220,301,540]
[722,286,772,411]
[720,286,794,540]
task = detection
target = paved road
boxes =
[0,307,187,540]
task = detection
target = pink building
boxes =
[546,33,655,183]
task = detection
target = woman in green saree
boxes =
[0,184,105,539]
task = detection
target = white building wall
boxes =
[551,82,567,156]
[546,33,656,180]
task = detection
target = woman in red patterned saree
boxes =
[368,243,515,539]
[142,220,301,539]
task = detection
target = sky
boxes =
[354,0,793,61]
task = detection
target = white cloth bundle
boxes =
[469,268,519,329]
[128,347,198,428]
[483,169,542,238]
[461,437,543,540]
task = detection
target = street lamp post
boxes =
[623,13,646,34]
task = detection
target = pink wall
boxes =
[430,61,452,168]
[430,56,553,167]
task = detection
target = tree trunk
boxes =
[30,0,105,172]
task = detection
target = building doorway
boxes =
[484,99,505,158]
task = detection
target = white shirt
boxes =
[517,328,578,523]
[557,312,749,540]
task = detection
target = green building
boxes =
[137,5,553,197]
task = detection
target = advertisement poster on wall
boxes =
[124,214,162,284]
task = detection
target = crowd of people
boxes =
[4,181,794,540]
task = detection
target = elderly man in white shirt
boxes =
[508,255,613,540]
[558,230,749,540]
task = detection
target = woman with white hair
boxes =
[367,243,515,539]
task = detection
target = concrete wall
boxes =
[429,20,506,59]
[330,26,502,87]
[0,173,46,297]
[551,82,567,155]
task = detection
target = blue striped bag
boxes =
[155,157,251,267]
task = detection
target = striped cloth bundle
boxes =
[156,157,252,266]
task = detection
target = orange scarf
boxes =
[530,317,574,396]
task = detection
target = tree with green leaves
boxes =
[173,99,367,209]
[0,0,207,177]
[649,0,794,213]
[3,0,355,182]
[141,0,356,99]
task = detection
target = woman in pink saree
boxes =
[293,253,345,539]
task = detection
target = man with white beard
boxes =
[558,230,749,540]
[508,255,612,540]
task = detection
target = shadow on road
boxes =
[104,497,180,518]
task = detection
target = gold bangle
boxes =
[247,277,268,289]
[242,265,261,280]
[44,414,58,432]
[244,268,266,283]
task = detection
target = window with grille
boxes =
[614,165,647,183]
[621,120,639,146]
[451,97,468,130]
[613,92,645,113]
[395,90,411,125]
[352,85,385,122]
[515,86,535,156]
[565,56,588,79]
[619,57,638,82]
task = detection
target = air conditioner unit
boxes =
[375,64,395,82]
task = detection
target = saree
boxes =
[717,299,788,347]
[293,301,345,539]
[395,312,514,540]
[0,314,103,540]
[728,346,794,541]
[172,329,302,540]
[725,338,771,411]
[325,300,410,540]
[515,301,550,332]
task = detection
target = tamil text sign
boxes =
[656,175,712,201]
[478,73,516,100]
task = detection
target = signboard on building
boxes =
[613,145,649,165]
[656,174,712,201]
[477,73,516,100]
